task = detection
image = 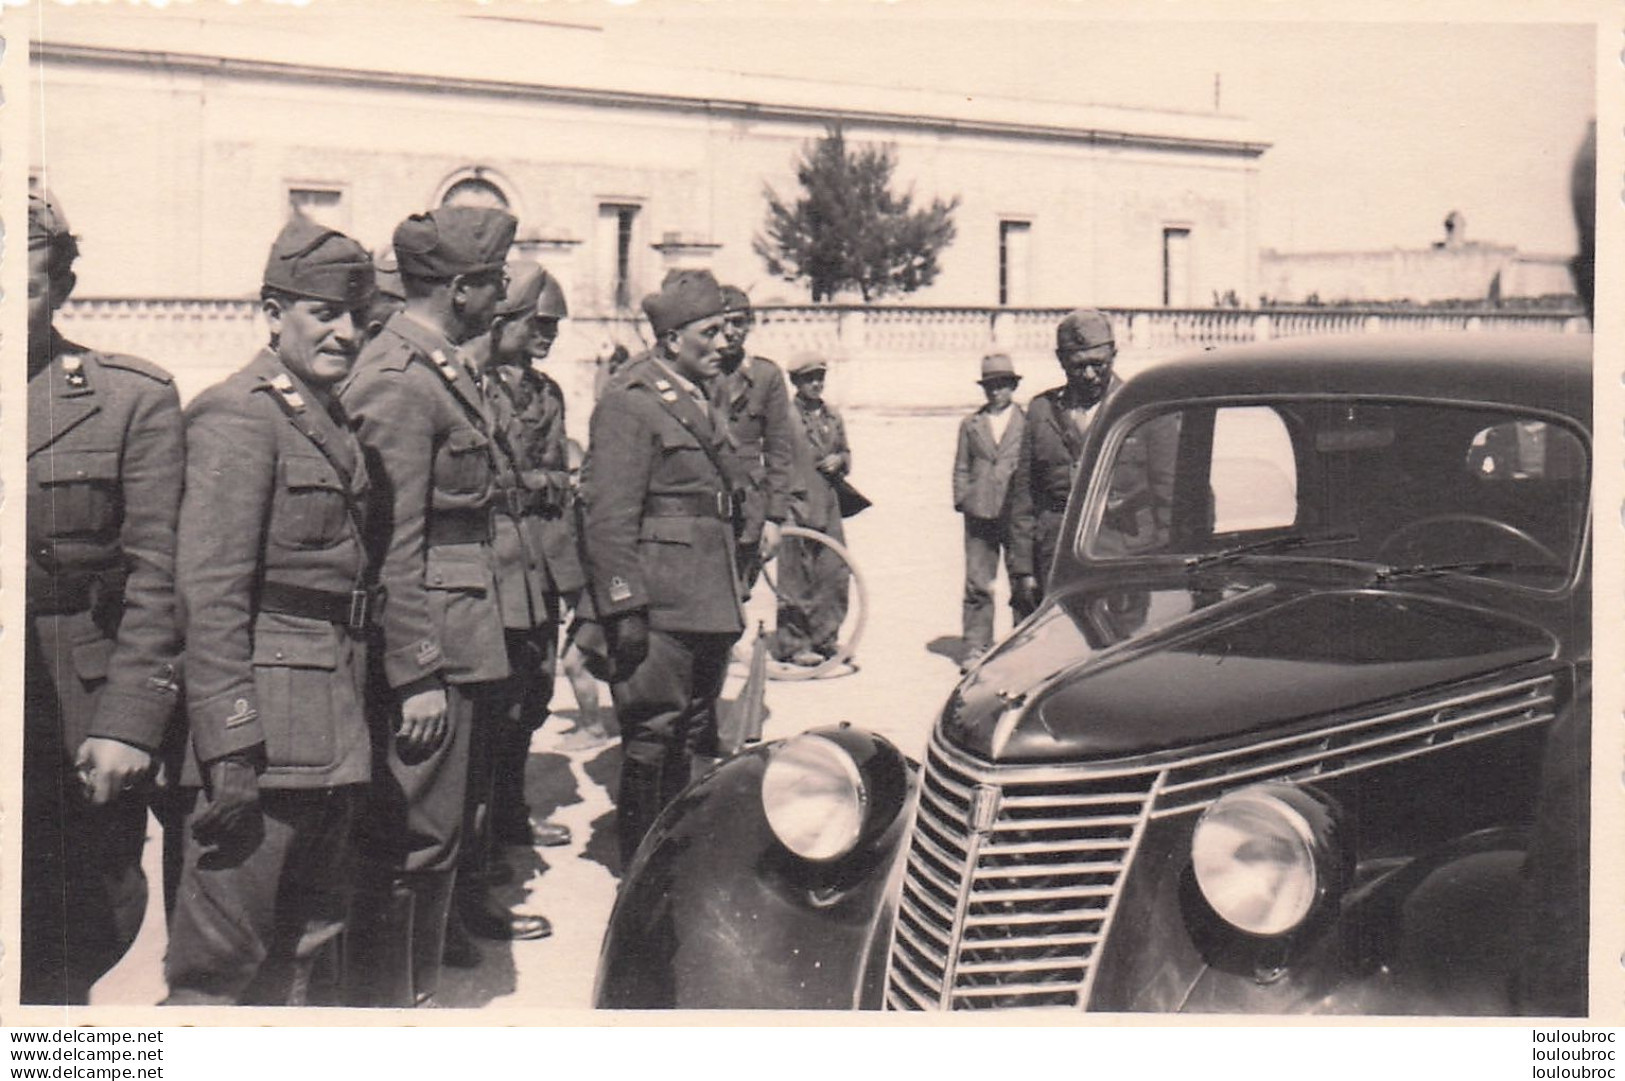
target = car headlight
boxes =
[762,733,870,861]
[1191,784,1342,937]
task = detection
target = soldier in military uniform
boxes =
[1008,309,1124,618]
[486,262,591,834]
[338,206,516,1007]
[578,269,744,866]
[776,354,852,666]
[442,261,566,955]
[714,285,796,591]
[163,219,377,1005]
[23,191,185,1005]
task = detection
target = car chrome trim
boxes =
[885,670,1560,1012]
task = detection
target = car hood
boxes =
[941,579,1557,763]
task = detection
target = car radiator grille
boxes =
[885,733,1159,1010]
[884,672,1559,1012]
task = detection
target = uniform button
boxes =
[275,650,286,661]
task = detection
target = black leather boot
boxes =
[406,872,456,1007]
[341,880,415,1008]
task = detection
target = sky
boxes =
[597,3,1599,257]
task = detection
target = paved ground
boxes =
[94,406,1013,1009]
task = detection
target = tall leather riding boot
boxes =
[489,722,533,841]
[407,872,456,1007]
[617,758,667,870]
[342,881,415,1008]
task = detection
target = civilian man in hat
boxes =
[164,218,377,1005]
[952,353,1026,670]
[339,205,515,1007]
[1008,309,1123,618]
[579,268,744,866]
[441,261,566,957]
[776,353,852,666]
[714,285,796,591]
[23,190,185,1004]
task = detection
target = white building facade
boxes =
[30,3,1268,318]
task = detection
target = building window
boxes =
[999,220,1031,306]
[441,176,510,210]
[1162,227,1192,307]
[598,203,640,310]
[289,186,347,229]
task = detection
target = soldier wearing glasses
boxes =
[164,218,376,1005]
[1008,309,1123,617]
[23,190,185,1004]
[339,206,516,1007]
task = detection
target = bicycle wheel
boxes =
[738,524,868,681]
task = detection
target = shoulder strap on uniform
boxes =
[93,352,175,385]
[629,378,735,489]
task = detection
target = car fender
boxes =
[594,733,916,1010]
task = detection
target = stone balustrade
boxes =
[59,299,1586,424]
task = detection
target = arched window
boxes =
[441,176,510,210]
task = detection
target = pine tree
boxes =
[755,125,959,302]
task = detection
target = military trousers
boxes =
[774,520,849,660]
[962,514,1017,653]
[20,628,151,1006]
[488,624,559,841]
[357,680,479,879]
[165,785,361,1005]
[609,628,737,866]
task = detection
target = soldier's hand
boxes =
[398,680,450,756]
[816,453,844,476]
[192,752,264,847]
[1011,575,1040,617]
[609,611,650,680]
[74,737,154,806]
[759,520,783,561]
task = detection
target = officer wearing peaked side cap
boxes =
[338,205,516,1007]
[578,268,746,866]
[1007,308,1124,617]
[164,217,377,1005]
[23,190,186,1005]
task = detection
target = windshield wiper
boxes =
[1184,531,1358,572]
[1369,560,1544,584]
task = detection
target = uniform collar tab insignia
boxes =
[270,371,306,410]
[61,355,87,388]
[653,378,672,391]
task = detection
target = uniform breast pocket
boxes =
[274,456,351,549]
[434,427,492,496]
[33,448,122,542]
[252,617,341,770]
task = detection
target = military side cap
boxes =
[1057,308,1115,353]
[496,261,547,317]
[978,353,1021,384]
[29,190,76,253]
[263,216,374,306]
[720,284,752,314]
[373,248,405,301]
[788,352,828,380]
[642,269,725,337]
[394,206,517,281]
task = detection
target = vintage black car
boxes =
[595,332,1591,1016]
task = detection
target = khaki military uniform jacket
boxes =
[582,355,745,635]
[1007,378,1121,578]
[478,359,551,631]
[176,352,371,788]
[494,363,586,596]
[26,334,184,758]
[340,312,509,689]
[713,354,798,546]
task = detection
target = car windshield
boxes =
[1079,399,1588,589]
